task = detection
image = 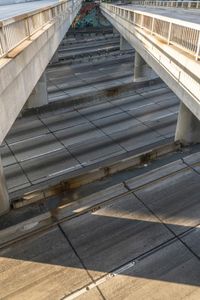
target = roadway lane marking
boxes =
[49,164,81,177]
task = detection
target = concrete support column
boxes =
[50,50,59,64]
[0,156,9,216]
[113,27,118,36]
[134,52,148,82]
[133,51,158,82]
[175,102,200,145]
[120,35,132,51]
[26,72,48,109]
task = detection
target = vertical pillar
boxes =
[120,35,132,51]
[0,156,9,216]
[133,51,158,82]
[113,27,118,36]
[50,50,59,64]
[175,102,200,145]
[26,72,48,109]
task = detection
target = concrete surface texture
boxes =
[0,34,136,198]
[1,82,179,194]
[1,152,200,299]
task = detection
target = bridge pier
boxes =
[0,156,9,216]
[50,50,59,64]
[120,35,132,51]
[175,102,200,145]
[113,27,118,36]
[133,52,157,82]
[26,72,48,109]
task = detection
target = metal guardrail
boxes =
[101,3,200,60]
[0,0,81,58]
[134,1,200,9]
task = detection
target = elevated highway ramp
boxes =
[100,2,200,146]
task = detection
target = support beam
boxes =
[120,35,132,51]
[175,102,200,145]
[0,156,9,216]
[26,72,48,109]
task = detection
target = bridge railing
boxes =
[0,0,81,58]
[133,1,200,9]
[101,3,200,60]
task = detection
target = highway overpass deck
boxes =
[101,2,200,147]
[124,5,200,24]
[0,0,59,20]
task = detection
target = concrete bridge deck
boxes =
[101,2,200,147]
[125,5,200,24]
[0,0,58,20]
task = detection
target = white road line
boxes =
[49,164,81,177]
[150,111,177,121]
[19,148,64,162]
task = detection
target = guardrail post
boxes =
[195,32,200,61]
[151,17,154,35]
[0,156,10,216]
[167,22,172,45]
[2,26,8,55]
[25,18,31,39]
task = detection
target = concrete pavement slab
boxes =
[110,124,164,152]
[54,123,105,148]
[93,79,127,90]
[69,135,125,166]
[95,239,200,300]
[0,226,92,299]
[128,103,173,122]
[20,149,82,183]
[182,151,200,166]
[78,102,123,121]
[144,113,177,138]
[93,112,140,135]
[9,133,64,162]
[125,159,186,190]
[4,163,30,191]
[6,119,50,144]
[112,95,154,111]
[61,193,173,281]
[135,168,200,236]
[0,145,17,166]
[181,227,200,258]
[40,111,88,132]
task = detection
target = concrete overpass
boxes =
[100,1,200,144]
[0,0,82,214]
